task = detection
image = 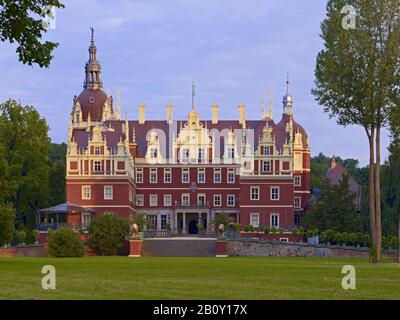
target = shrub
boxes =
[88,213,130,256]
[213,213,230,229]
[16,230,27,245]
[263,226,270,234]
[319,231,328,243]
[389,236,399,249]
[306,229,317,238]
[334,232,344,245]
[297,227,305,236]
[291,228,298,236]
[0,202,15,246]
[270,227,278,234]
[229,223,241,233]
[244,225,254,232]
[48,228,85,257]
[325,229,336,243]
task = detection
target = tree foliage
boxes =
[88,213,130,256]
[303,174,361,233]
[0,0,65,67]
[0,99,51,227]
[0,202,16,245]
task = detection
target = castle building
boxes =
[65,31,311,235]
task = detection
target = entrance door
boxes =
[188,220,198,234]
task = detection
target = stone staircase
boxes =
[142,238,217,257]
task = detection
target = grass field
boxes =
[0,256,399,300]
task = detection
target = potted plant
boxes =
[16,230,27,246]
[32,230,40,244]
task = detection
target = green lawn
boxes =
[0,256,399,300]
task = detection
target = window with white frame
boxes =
[294,176,301,187]
[227,195,235,207]
[82,186,91,200]
[198,148,205,160]
[227,147,235,159]
[271,213,279,228]
[136,169,143,183]
[197,194,206,206]
[94,161,101,172]
[214,195,221,207]
[263,146,270,155]
[182,169,189,183]
[104,186,113,200]
[250,186,259,200]
[150,194,158,206]
[146,215,157,229]
[94,146,100,155]
[214,169,221,183]
[182,194,190,206]
[227,170,235,183]
[182,148,189,159]
[198,169,205,183]
[164,194,172,207]
[262,160,272,172]
[271,187,280,200]
[82,213,91,230]
[136,194,144,206]
[150,169,157,183]
[150,148,158,158]
[164,168,171,183]
[160,214,168,230]
[250,213,259,228]
[294,196,301,208]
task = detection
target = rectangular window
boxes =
[150,169,157,183]
[146,215,157,229]
[294,214,301,225]
[82,186,91,200]
[228,148,235,159]
[136,169,143,183]
[182,148,189,159]
[197,194,206,206]
[150,194,158,206]
[214,195,221,207]
[227,170,235,183]
[294,196,301,208]
[294,176,301,187]
[150,148,158,159]
[198,148,205,160]
[214,169,221,183]
[182,169,190,183]
[94,161,102,172]
[104,186,113,200]
[262,160,271,172]
[227,195,235,207]
[263,146,270,155]
[271,213,279,228]
[250,187,259,200]
[198,168,205,183]
[164,194,172,207]
[136,194,144,206]
[250,213,259,228]
[182,194,190,206]
[271,187,280,200]
[94,146,100,155]
[160,214,168,230]
[82,213,91,230]
[164,168,172,183]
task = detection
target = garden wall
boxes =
[228,240,397,258]
[0,244,48,257]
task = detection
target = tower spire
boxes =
[286,72,290,95]
[192,81,196,110]
[262,88,267,120]
[84,27,103,90]
[269,88,273,119]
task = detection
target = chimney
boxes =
[138,104,145,124]
[211,104,219,124]
[166,103,173,124]
[239,104,246,125]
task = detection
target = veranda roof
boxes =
[37,202,95,214]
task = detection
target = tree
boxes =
[88,213,130,256]
[0,99,51,227]
[312,0,400,262]
[303,175,361,233]
[47,228,85,257]
[0,202,16,245]
[213,213,229,229]
[0,0,64,67]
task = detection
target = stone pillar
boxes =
[129,239,143,258]
[207,211,211,233]
[182,212,186,234]
[211,211,216,233]
[173,212,178,234]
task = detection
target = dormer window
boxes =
[94,147,100,155]
[182,148,189,159]
[263,147,270,155]
[150,148,158,159]
[228,148,235,159]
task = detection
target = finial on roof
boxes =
[286,72,290,95]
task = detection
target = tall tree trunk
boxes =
[375,127,382,262]
[369,128,377,263]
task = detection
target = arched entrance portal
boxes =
[188,220,198,234]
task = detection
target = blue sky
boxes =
[0,0,390,166]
